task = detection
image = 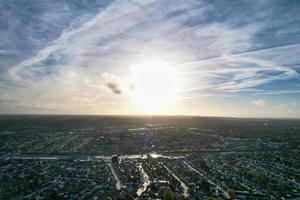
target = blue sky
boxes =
[0,0,299,118]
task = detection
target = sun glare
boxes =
[129,61,181,115]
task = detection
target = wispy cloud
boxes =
[179,44,300,96]
[251,99,267,107]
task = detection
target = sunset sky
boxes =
[0,0,300,118]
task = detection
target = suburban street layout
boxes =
[0,116,299,199]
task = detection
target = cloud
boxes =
[107,82,122,94]
[0,96,63,112]
[101,72,123,95]
[254,89,300,95]
[251,99,267,107]
[4,1,300,89]
[179,44,299,96]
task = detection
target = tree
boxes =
[199,178,210,192]
[227,188,235,200]
[207,197,218,200]
[163,187,174,200]
[276,180,285,192]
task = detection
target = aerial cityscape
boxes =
[1,0,300,199]
[0,116,299,199]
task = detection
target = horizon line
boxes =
[0,113,299,120]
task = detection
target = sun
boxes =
[129,61,181,115]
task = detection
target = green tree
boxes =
[163,187,174,200]
[276,180,285,191]
[227,188,235,200]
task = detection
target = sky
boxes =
[0,0,300,118]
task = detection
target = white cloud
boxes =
[251,99,267,107]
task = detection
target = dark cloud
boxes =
[107,82,122,94]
